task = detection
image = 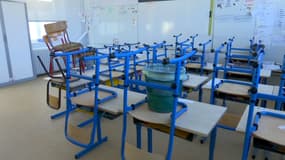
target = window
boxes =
[29,21,55,48]
[24,0,65,49]
[23,0,84,48]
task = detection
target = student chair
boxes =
[37,55,83,110]
[43,21,90,74]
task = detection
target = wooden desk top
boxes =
[186,63,222,71]
[83,69,124,82]
[186,63,201,69]
[273,85,280,96]
[253,116,285,146]
[129,98,226,137]
[99,64,109,72]
[216,83,250,97]
[71,85,146,115]
[113,65,145,73]
[226,69,272,78]
[183,74,209,89]
[186,62,272,78]
[202,78,274,96]
[236,106,285,133]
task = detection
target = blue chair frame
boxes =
[117,45,217,160]
[54,48,118,159]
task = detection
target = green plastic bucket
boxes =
[143,63,187,113]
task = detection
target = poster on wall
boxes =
[253,0,285,46]
[215,0,254,22]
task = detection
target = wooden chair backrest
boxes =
[43,35,53,51]
[44,21,67,34]
[44,21,70,45]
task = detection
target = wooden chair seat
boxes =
[216,83,250,97]
[53,42,82,52]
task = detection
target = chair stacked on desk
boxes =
[245,54,285,160]
[114,44,226,160]
[39,33,230,159]
[53,48,119,159]
[228,37,265,67]
[207,37,285,160]
[118,45,193,160]
[37,50,93,119]
[275,57,285,111]
[210,38,265,129]
[43,21,94,75]
[173,34,212,75]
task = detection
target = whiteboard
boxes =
[0,16,10,84]
[213,0,285,63]
[213,0,255,48]
[1,1,34,81]
[89,4,138,46]
[87,0,211,46]
[138,0,211,44]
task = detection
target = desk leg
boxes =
[147,128,153,153]
[261,78,267,84]
[198,88,203,102]
[136,124,142,149]
[261,100,267,108]
[222,98,226,107]
[260,78,268,107]
[97,115,102,140]
[209,126,217,160]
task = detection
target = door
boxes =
[0,14,10,84]
[1,1,34,81]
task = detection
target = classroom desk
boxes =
[186,63,222,73]
[183,74,209,90]
[129,98,226,137]
[71,85,226,159]
[71,74,209,115]
[225,69,272,80]
[202,78,276,130]
[273,85,280,96]
[237,106,285,132]
[71,85,145,115]
[183,74,210,101]
[113,65,145,73]
[129,98,226,159]
[236,106,285,154]
[186,61,272,82]
[82,67,125,83]
[202,78,275,102]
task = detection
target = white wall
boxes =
[16,0,285,65]
[64,0,85,41]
